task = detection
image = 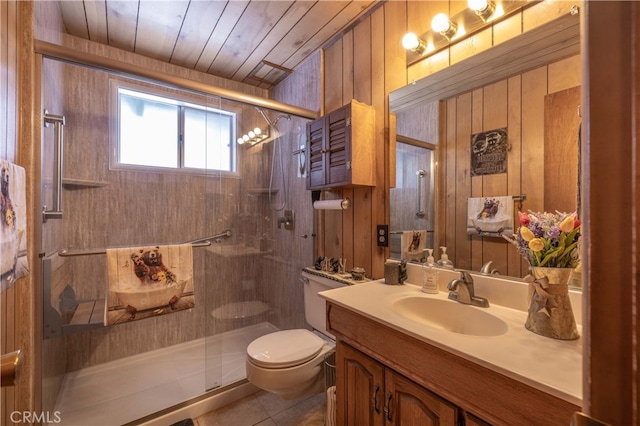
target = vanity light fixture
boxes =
[237,127,269,145]
[468,0,496,22]
[431,13,458,40]
[402,32,427,54]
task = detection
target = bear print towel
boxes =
[1,160,28,292]
[105,244,193,325]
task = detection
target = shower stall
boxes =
[38,52,314,425]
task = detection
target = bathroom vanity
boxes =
[321,280,582,425]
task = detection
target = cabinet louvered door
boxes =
[384,370,458,426]
[306,99,374,190]
[325,104,351,186]
[307,116,326,189]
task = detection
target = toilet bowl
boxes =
[246,329,334,399]
[245,271,347,399]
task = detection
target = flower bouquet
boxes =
[506,211,581,268]
[504,211,581,340]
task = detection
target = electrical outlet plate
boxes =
[377,224,389,247]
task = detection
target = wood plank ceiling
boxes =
[58,0,380,89]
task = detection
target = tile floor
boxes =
[194,390,326,426]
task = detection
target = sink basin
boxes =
[392,297,508,336]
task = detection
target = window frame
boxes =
[110,79,239,177]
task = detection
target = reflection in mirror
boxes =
[390,102,440,264]
[390,138,436,262]
[390,60,581,289]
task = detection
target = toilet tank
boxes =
[302,271,347,337]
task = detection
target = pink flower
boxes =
[518,212,530,226]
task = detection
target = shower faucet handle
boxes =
[278,210,295,230]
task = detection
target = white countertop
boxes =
[320,280,582,406]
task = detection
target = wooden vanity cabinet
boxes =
[306,99,375,189]
[338,342,458,425]
[327,301,580,426]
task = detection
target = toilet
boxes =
[245,270,347,399]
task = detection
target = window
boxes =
[113,84,237,174]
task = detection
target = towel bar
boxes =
[57,229,232,257]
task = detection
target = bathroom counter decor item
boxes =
[505,210,581,269]
[524,267,579,340]
[504,210,581,340]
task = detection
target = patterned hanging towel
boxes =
[105,243,193,325]
[401,230,427,263]
[467,196,514,237]
[1,160,29,292]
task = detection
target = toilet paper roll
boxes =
[313,199,350,210]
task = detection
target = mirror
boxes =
[389,13,582,287]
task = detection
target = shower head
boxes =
[256,107,290,129]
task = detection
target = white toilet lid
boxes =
[247,329,326,368]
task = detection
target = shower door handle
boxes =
[42,110,66,222]
[416,170,426,218]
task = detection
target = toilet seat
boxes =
[247,329,327,369]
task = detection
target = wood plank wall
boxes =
[1,1,37,422]
[319,3,407,279]
[443,56,581,278]
[1,2,19,422]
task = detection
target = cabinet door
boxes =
[384,370,459,426]
[336,342,385,426]
[307,116,325,189]
[325,104,351,186]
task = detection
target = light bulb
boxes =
[402,32,426,54]
[431,13,458,39]
[468,0,488,12]
[248,130,256,138]
[468,0,495,21]
[402,33,419,50]
[254,127,262,135]
[431,13,451,33]
[237,137,245,145]
[242,134,250,142]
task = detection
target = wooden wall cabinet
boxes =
[327,301,580,425]
[338,341,459,425]
[306,99,375,190]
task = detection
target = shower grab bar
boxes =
[42,110,66,222]
[57,229,232,257]
[416,169,426,218]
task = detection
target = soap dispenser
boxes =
[437,246,454,268]
[421,249,439,294]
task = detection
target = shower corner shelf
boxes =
[62,178,109,189]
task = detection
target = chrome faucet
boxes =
[480,261,500,275]
[447,271,489,308]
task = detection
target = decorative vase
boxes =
[524,267,580,340]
